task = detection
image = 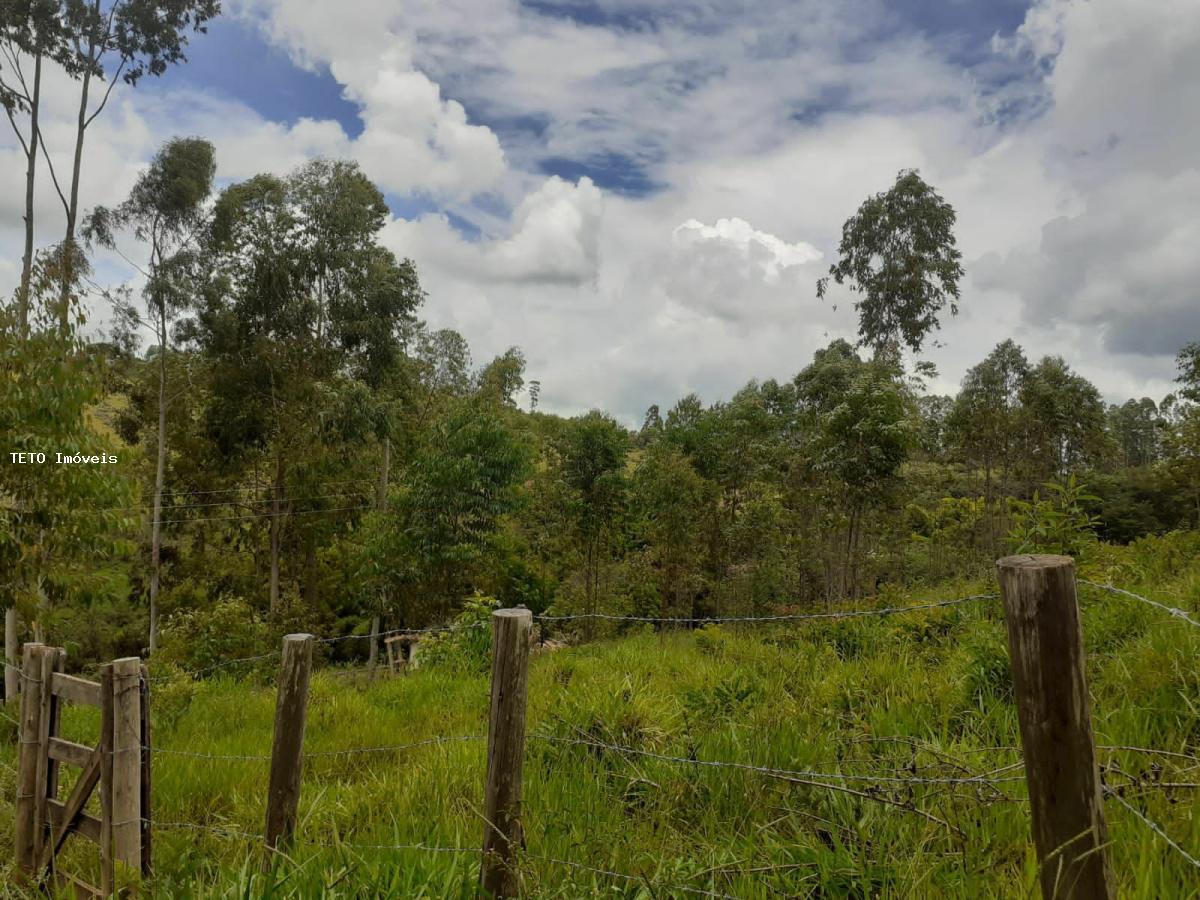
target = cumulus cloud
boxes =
[5,0,1197,422]
[975,170,1200,357]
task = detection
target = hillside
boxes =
[3,537,1197,898]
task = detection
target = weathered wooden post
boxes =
[99,664,115,896]
[997,555,1114,900]
[264,634,313,862]
[15,642,47,878]
[112,657,143,869]
[481,608,532,898]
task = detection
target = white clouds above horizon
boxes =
[3,0,1197,423]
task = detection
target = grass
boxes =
[1,540,1198,897]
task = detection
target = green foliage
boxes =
[0,261,137,623]
[156,596,269,674]
[416,593,497,673]
[1007,475,1100,558]
[817,169,964,355]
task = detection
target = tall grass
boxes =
[1,539,1198,897]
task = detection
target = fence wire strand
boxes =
[1080,580,1200,629]
[1105,787,1200,869]
[535,594,997,625]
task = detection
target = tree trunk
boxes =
[367,615,380,671]
[4,606,17,705]
[370,435,391,674]
[269,455,285,612]
[60,38,94,332]
[148,313,167,655]
[17,51,42,341]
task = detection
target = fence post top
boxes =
[493,608,532,622]
[997,554,1075,571]
[282,633,314,643]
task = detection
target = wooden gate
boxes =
[14,644,150,897]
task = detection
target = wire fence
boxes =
[6,576,1199,892]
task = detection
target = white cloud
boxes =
[5,0,1197,422]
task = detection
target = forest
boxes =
[2,2,1200,897]
[3,134,1199,670]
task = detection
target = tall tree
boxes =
[52,0,219,326]
[817,169,963,356]
[85,136,215,653]
[632,442,707,621]
[949,339,1029,501]
[796,340,916,598]
[0,0,73,339]
[560,411,630,629]
[1017,356,1110,485]
[193,159,422,612]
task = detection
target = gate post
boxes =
[14,643,47,879]
[111,657,143,869]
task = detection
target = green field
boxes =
[3,538,1199,898]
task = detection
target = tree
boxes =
[0,0,73,339]
[52,0,220,326]
[84,136,215,653]
[0,256,136,695]
[796,340,916,598]
[949,339,1029,501]
[817,169,963,355]
[191,158,422,612]
[632,442,707,620]
[1176,342,1200,403]
[1107,398,1162,469]
[475,347,526,407]
[1017,357,1110,486]
[560,411,630,629]
[358,400,528,622]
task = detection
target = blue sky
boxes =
[3,0,1198,422]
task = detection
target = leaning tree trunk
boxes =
[17,51,43,341]
[60,44,94,332]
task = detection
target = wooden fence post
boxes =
[99,664,114,896]
[15,642,47,879]
[481,608,532,898]
[112,657,143,870]
[997,555,1114,900]
[264,634,313,862]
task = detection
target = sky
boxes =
[2,0,1198,424]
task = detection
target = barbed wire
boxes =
[1079,580,1200,629]
[1104,787,1200,869]
[535,594,997,625]
[151,734,487,762]
[529,734,1027,786]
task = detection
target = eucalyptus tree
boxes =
[795,340,916,599]
[817,169,963,356]
[192,158,422,612]
[1017,357,1110,486]
[85,136,214,652]
[356,399,529,624]
[559,411,630,628]
[49,0,219,325]
[631,442,707,620]
[0,0,74,338]
[948,339,1029,500]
